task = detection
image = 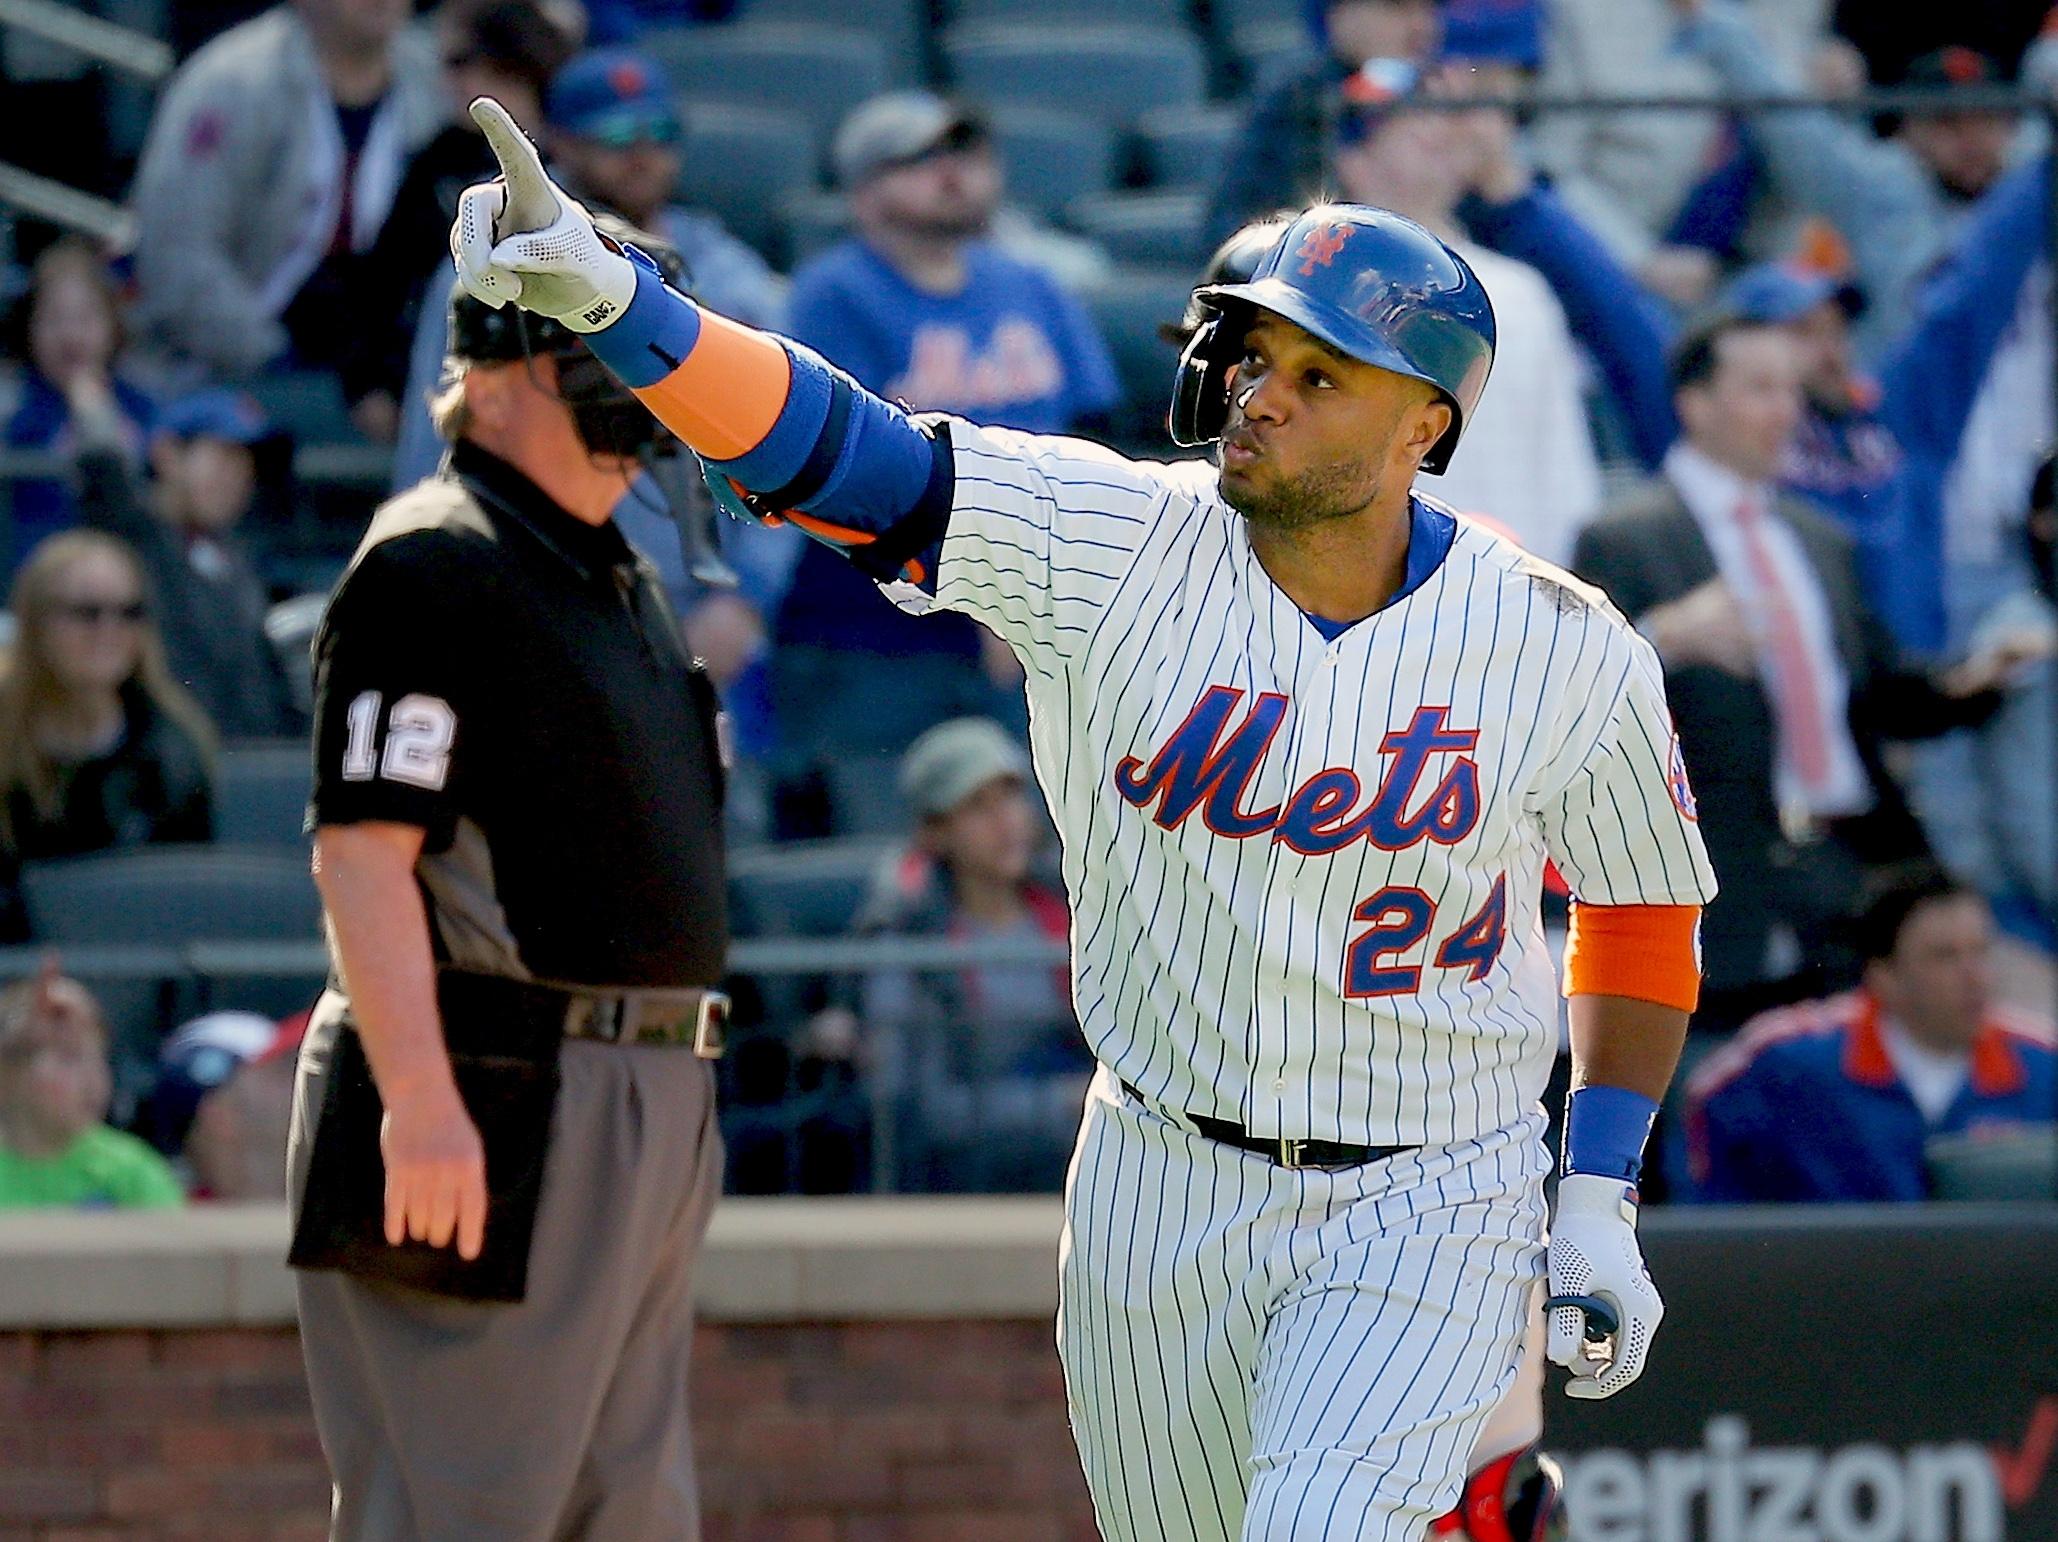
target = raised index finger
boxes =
[469,97,557,234]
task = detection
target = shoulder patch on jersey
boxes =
[1666,732,1699,822]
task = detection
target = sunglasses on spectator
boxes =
[52,600,146,626]
[581,115,684,150]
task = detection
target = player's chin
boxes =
[1217,459,1272,515]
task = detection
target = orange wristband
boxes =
[1562,902,1703,1012]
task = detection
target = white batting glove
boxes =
[1545,1173,1663,1400]
[450,97,635,331]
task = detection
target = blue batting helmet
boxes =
[1169,203,1496,475]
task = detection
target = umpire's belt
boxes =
[437,969,728,1058]
[1120,1079,1414,1170]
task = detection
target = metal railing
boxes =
[0,0,173,80]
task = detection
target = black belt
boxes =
[1120,1079,1414,1170]
[436,969,728,1058]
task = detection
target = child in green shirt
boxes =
[0,964,183,1209]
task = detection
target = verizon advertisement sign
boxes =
[1548,1210,2058,1542]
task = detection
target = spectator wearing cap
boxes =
[128,0,446,383]
[1204,0,1447,249]
[1829,5,2053,102]
[1683,870,2057,1202]
[546,48,786,332]
[1677,5,2027,344]
[770,94,1117,823]
[144,1009,303,1200]
[1458,97,2055,660]
[340,0,576,443]
[1461,133,2058,921]
[1326,62,1602,564]
[814,719,1084,1192]
[0,964,184,1210]
[67,387,303,739]
[2,241,159,585]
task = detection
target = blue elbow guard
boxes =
[701,348,954,585]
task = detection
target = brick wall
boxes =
[0,1321,1096,1541]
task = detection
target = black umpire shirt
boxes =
[309,441,727,989]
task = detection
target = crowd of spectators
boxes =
[0,0,2054,1204]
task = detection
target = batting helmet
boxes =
[1168,203,1496,476]
[1161,213,1297,346]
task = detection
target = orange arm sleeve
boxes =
[1562,902,1703,1013]
[630,307,792,460]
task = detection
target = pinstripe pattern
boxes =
[904,421,1716,1149]
[878,419,1715,1536]
[1060,1071,1549,1542]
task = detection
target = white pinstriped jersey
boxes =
[893,421,1718,1148]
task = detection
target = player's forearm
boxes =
[312,825,456,1111]
[1557,900,1701,1179]
[1566,994,1689,1106]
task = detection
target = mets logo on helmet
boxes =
[1295,222,1354,276]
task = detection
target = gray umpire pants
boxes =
[289,1011,724,1542]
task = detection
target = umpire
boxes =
[287,229,729,1540]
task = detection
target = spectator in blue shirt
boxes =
[582,0,737,45]
[545,49,786,332]
[1683,869,2058,1203]
[772,92,1118,832]
[1455,102,2052,661]
[2,242,157,585]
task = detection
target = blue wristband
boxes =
[580,250,704,389]
[1562,1085,1659,1183]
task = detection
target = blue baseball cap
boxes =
[1334,57,1423,145]
[1442,0,1542,69]
[547,49,681,146]
[1720,262,1865,326]
[156,389,274,446]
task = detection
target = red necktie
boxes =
[1733,495,1833,792]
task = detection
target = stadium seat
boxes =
[640,22,892,157]
[947,0,1188,24]
[743,0,925,82]
[238,370,358,447]
[1210,0,1301,37]
[729,837,892,937]
[22,845,322,946]
[782,191,852,267]
[1928,1128,2058,1201]
[1137,104,1240,191]
[822,753,911,839]
[264,592,325,720]
[985,106,1117,222]
[21,846,325,1113]
[1067,190,1207,268]
[216,741,314,847]
[1230,22,1312,93]
[1080,266,1192,451]
[673,102,819,261]
[943,24,1208,131]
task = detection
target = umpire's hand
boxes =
[381,1084,487,1260]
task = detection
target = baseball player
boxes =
[1171,218,1567,1542]
[452,101,1715,1541]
